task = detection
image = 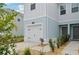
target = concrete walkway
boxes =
[62,41,79,55]
[15,42,26,51]
[15,41,79,55]
[15,41,40,53]
[15,41,50,54]
[31,45,51,52]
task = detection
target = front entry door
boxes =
[73,26,79,40]
[62,27,68,35]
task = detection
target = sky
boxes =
[5,3,24,14]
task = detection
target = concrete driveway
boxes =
[62,41,79,55]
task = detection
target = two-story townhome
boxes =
[24,3,79,43]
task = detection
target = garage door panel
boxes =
[26,24,43,42]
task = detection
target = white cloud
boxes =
[18,5,24,10]
[16,9,24,14]
[17,5,24,14]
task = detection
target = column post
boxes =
[68,24,70,35]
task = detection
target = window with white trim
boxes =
[72,3,79,13]
[60,4,66,15]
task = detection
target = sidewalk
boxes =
[61,41,79,55]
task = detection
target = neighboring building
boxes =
[24,3,79,42]
[12,13,24,36]
[0,8,24,36]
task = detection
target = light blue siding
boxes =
[24,17,47,41]
[47,17,59,41]
[59,19,79,25]
[24,16,59,42]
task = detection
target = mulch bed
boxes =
[17,42,69,55]
[29,42,69,55]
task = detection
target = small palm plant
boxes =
[40,38,44,46]
[40,38,44,55]
[56,38,60,48]
[24,48,31,55]
[49,39,54,52]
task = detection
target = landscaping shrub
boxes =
[0,3,18,55]
[57,34,70,46]
[40,51,44,55]
[39,38,45,54]
[49,39,54,52]
[40,38,44,46]
[14,36,24,43]
[66,34,70,42]
[56,38,60,48]
[24,48,31,55]
[0,34,17,55]
[14,35,24,38]
[61,34,70,44]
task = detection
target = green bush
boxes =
[14,35,24,38]
[14,36,24,43]
[57,34,70,46]
[49,39,54,52]
[24,48,31,55]
[40,38,44,46]
[40,51,44,55]
[62,35,69,44]
[0,3,18,55]
[0,35,17,55]
[56,38,60,48]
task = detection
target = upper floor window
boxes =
[30,3,36,11]
[60,4,66,15]
[72,3,79,13]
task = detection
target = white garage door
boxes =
[26,24,43,42]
